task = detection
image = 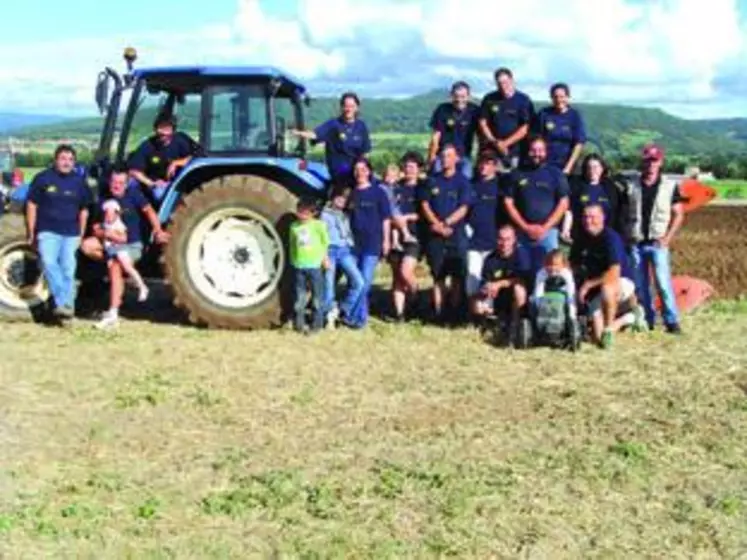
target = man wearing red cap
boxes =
[625,143,684,334]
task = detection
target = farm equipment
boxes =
[0,48,331,327]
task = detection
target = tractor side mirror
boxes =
[95,72,111,115]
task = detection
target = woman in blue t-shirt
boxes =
[534,83,586,175]
[291,92,372,185]
[561,154,625,243]
[345,157,392,328]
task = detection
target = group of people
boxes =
[289,67,684,347]
[23,65,685,345]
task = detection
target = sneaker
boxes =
[53,305,74,319]
[325,307,339,330]
[138,285,150,302]
[601,329,613,349]
[631,305,648,333]
[665,323,682,335]
[95,312,119,330]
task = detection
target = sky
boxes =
[0,0,745,120]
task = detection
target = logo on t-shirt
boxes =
[152,156,161,164]
[519,178,528,188]
[493,270,504,279]
[297,227,312,247]
[447,118,455,128]
[431,187,440,195]
[491,105,499,113]
[339,132,347,141]
[46,184,58,193]
[546,121,556,131]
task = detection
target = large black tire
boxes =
[0,214,49,322]
[162,175,298,330]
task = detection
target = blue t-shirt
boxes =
[505,165,570,225]
[28,168,93,236]
[479,90,535,156]
[313,118,371,179]
[128,132,202,181]
[348,183,392,256]
[480,246,532,284]
[418,172,471,247]
[107,187,150,244]
[429,102,480,158]
[468,177,500,251]
[571,181,613,231]
[394,181,422,237]
[534,107,586,170]
[571,227,633,281]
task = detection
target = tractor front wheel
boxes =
[162,175,298,329]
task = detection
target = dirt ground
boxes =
[673,206,747,299]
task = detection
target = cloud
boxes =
[0,0,744,119]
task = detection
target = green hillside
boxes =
[9,90,747,164]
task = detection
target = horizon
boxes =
[0,0,745,120]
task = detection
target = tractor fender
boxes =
[158,157,330,224]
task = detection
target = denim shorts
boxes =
[107,242,143,262]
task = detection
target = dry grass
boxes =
[1,290,746,558]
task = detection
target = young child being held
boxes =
[102,199,149,302]
[380,163,416,251]
[532,249,577,320]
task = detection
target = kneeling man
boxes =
[571,204,646,348]
[472,224,532,337]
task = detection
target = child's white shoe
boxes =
[138,285,149,302]
[95,311,119,330]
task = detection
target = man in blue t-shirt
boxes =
[81,166,170,329]
[128,114,203,204]
[419,144,471,323]
[427,81,479,180]
[473,224,532,340]
[26,144,92,320]
[570,204,647,349]
[504,136,570,275]
[465,150,502,308]
[478,67,535,173]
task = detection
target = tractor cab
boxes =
[92,49,313,181]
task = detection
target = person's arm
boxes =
[501,124,529,152]
[533,269,548,300]
[504,198,530,233]
[560,210,573,241]
[144,204,170,243]
[292,119,331,143]
[361,121,372,157]
[563,110,586,175]
[542,173,571,231]
[428,130,442,165]
[659,187,685,247]
[25,202,37,245]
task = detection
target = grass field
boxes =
[706,179,747,200]
[1,290,746,557]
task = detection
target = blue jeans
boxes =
[347,253,379,328]
[431,156,473,180]
[37,232,80,309]
[324,245,365,318]
[630,243,679,327]
[293,267,325,331]
[520,228,559,276]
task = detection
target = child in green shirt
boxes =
[289,198,330,333]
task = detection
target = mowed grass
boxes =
[1,291,746,558]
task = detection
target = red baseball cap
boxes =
[642,143,664,161]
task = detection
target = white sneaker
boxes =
[95,312,119,330]
[326,307,339,330]
[138,285,150,302]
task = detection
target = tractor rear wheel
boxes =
[162,175,298,329]
[0,214,49,322]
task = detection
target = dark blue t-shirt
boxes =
[28,168,93,236]
[128,132,202,181]
[348,183,392,256]
[479,90,535,156]
[571,181,612,230]
[571,227,633,281]
[418,172,471,247]
[108,187,150,244]
[468,177,500,251]
[394,181,422,237]
[429,102,480,158]
[480,246,532,284]
[314,118,371,179]
[535,107,586,170]
[506,165,570,225]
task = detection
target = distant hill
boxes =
[0,112,68,134]
[7,90,747,159]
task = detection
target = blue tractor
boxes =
[0,49,331,328]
